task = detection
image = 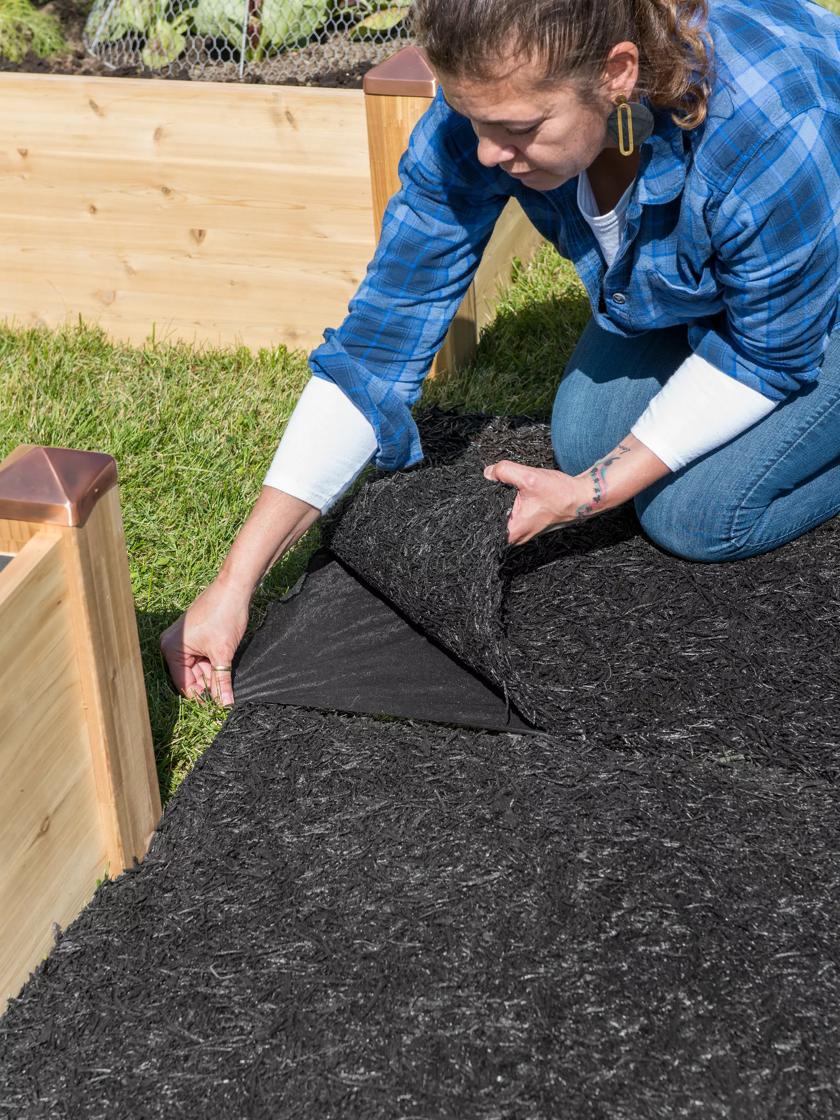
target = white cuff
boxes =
[630,352,779,471]
[263,376,378,512]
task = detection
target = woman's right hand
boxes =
[159,484,321,709]
[160,576,251,708]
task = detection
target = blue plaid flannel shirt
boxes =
[309,0,840,471]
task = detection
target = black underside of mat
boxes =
[233,549,533,734]
[3,408,840,1117]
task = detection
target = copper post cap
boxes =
[0,445,118,528]
[363,45,437,99]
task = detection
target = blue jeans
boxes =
[552,320,840,562]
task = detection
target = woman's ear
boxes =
[603,40,640,101]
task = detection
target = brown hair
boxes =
[411,0,714,130]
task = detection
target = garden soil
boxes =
[2,409,839,1118]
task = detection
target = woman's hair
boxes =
[410,0,714,130]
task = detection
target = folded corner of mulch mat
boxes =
[232,547,537,734]
[3,406,840,1118]
[323,406,840,782]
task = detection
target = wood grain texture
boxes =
[0,519,41,552]
[364,91,433,234]
[0,532,106,1011]
[0,482,161,1011]
[63,486,162,871]
[0,70,541,367]
[0,74,375,351]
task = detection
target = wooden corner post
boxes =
[363,46,546,380]
[0,445,162,1008]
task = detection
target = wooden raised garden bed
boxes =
[0,444,161,1014]
[0,46,543,372]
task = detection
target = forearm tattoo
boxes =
[575,442,633,519]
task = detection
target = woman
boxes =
[161,0,840,707]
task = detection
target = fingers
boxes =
[159,621,235,709]
[185,663,209,702]
[161,621,209,702]
[484,460,568,546]
[210,664,235,709]
[506,495,534,548]
[159,618,191,694]
[483,459,535,490]
[195,660,213,695]
[484,462,536,546]
[191,658,235,708]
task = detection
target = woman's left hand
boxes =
[483,460,588,546]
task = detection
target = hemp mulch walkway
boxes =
[2,410,839,1118]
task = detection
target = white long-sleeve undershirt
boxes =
[575,170,779,469]
[263,170,778,509]
[629,352,778,470]
[263,375,378,512]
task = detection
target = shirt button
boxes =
[612,292,627,305]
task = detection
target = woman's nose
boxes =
[476,134,519,169]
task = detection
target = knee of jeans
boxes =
[551,382,592,477]
[552,427,591,477]
[633,490,740,563]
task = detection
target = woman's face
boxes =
[437,47,636,192]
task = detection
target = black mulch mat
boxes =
[2,703,840,1118]
[328,411,840,782]
[233,549,532,734]
[3,408,840,1117]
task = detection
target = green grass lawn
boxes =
[0,245,587,804]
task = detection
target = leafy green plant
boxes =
[0,0,65,61]
[191,0,242,44]
[89,0,156,41]
[192,0,328,57]
[259,0,329,51]
[141,8,193,67]
[348,0,409,39]
[86,0,194,69]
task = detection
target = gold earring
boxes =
[615,96,634,157]
[606,96,655,156]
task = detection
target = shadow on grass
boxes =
[420,275,592,419]
[136,533,321,805]
[136,609,201,803]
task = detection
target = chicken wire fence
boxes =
[83,0,414,84]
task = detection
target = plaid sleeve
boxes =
[689,107,840,400]
[309,90,511,471]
